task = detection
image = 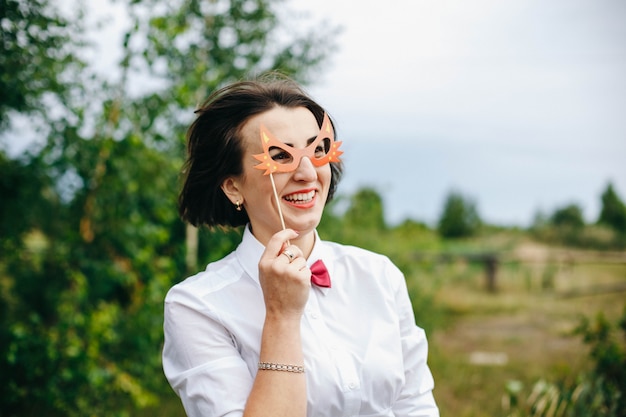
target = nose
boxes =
[293,156,317,182]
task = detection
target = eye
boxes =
[314,138,331,158]
[269,147,293,164]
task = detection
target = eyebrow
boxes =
[280,135,319,148]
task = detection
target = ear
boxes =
[220,176,243,206]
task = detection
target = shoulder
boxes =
[165,251,243,305]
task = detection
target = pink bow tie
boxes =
[310,260,331,288]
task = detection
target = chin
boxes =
[287,214,322,234]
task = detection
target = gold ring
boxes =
[282,249,295,262]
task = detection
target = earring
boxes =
[235,200,242,211]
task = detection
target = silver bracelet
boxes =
[258,362,305,373]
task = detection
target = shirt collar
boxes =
[235,225,266,286]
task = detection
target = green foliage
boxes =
[504,306,626,417]
[125,0,337,126]
[0,151,51,250]
[0,0,85,126]
[0,0,336,415]
[531,199,625,250]
[550,204,585,229]
[575,308,626,414]
[531,221,624,251]
[0,136,183,416]
[504,377,620,417]
[344,187,386,231]
[437,190,481,238]
[598,182,626,235]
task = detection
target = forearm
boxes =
[243,315,306,417]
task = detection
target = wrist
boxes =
[265,308,304,324]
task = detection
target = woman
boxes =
[162,75,439,417]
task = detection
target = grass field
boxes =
[417,239,626,416]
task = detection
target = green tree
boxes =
[437,190,481,238]
[344,187,387,231]
[0,0,84,126]
[550,203,585,229]
[0,0,336,415]
[598,182,626,235]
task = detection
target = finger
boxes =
[280,249,296,263]
[278,244,304,264]
[282,244,304,260]
[290,258,308,272]
[263,229,300,260]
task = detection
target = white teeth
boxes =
[284,190,315,202]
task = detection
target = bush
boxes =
[504,306,626,417]
[530,224,624,250]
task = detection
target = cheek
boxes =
[320,164,332,184]
[241,170,271,197]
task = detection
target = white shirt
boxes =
[163,227,439,417]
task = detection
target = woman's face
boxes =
[228,106,332,247]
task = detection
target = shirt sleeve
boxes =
[388,262,440,417]
[162,289,253,417]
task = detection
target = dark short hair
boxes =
[178,75,344,228]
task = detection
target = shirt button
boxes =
[348,382,357,389]
[310,312,319,319]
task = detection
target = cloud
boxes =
[294,0,626,224]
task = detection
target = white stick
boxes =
[269,173,290,245]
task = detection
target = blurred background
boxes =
[1,0,625,416]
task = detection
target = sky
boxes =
[286,0,626,226]
[6,0,625,227]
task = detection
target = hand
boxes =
[258,229,311,320]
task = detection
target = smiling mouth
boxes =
[283,190,316,204]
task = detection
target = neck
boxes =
[290,231,316,259]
